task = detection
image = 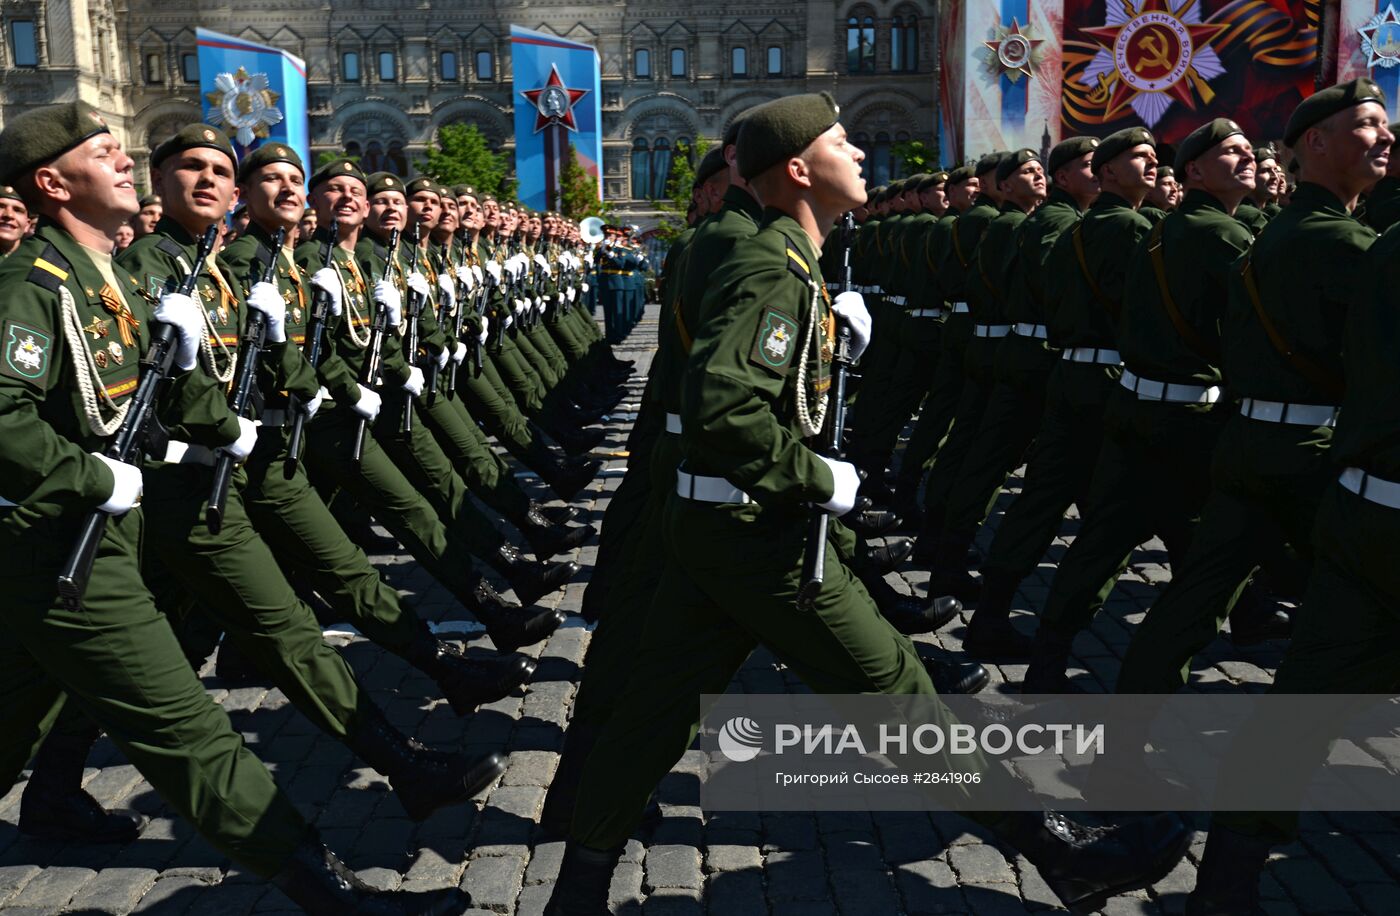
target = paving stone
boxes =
[8,865,96,908]
[459,854,523,912]
[644,844,702,890]
[764,849,828,901]
[704,844,762,873]
[130,875,211,913]
[947,843,1015,884]
[65,867,159,914]
[0,864,42,905]
[829,868,898,915]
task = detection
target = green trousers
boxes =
[898,314,973,484]
[1115,415,1331,694]
[455,357,560,476]
[939,336,1058,538]
[301,405,487,611]
[921,334,1000,519]
[1036,394,1228,636]
[0,510,306,877]
[142,461,372,739]
[979,361,1119,583]
[546,308,589,362]
[848,312,943,476]
[850,296,900,410]
[490,335,548,414]
[418,391,530,521]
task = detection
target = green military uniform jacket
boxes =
[1362,176,1400,233]
[1234,198,1272,237]
[966,202,1030,325]
[1334,221,1400,478]
[1004,187,1081,332]
[681,210,838,509]
[1046,191,1152,350]
[1118,189,1253,388]
[0,221,237,526]
[941,197,998,311]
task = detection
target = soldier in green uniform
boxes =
[1144,164,1180,214]
[1115,79,1392,698]
[1234,145,1279,236]
[544,92,1190,916]
[947,136,1101,656]
[1020,120,1264,690]
[1361,122,1400,232]
[1186,84,1397,916]
[0,184,25,257]
[919,149,1045,598]
[0,101,470,912]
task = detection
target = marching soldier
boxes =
[1361,122,1400,232]
[131,192,162,238]
[0,184,26,257]
[1235,144,1281,236]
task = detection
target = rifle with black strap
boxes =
[284,219,338,479]
[57,225,221,608]
[351,227,399,461]
[446,240,467,397]
[798,212,857,611]
[401,224,424,434]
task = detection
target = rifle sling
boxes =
[1072,221,1120,319]
[1146,220,1220,363]
[1239,255,1345,402]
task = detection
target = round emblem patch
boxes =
[1113,12,1192,93]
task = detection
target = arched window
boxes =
[9,20,38,68]
[767,45,783,76]
[847,15,875,73]
[871,132,892,186]
[440,50,458,81]
[377,50,396,82]
[651,138,673,198]
[670,47,686,78]
[362,141,385,173]
[386,141,408,176]
[631,138,651,199]
[635,48,651,78]
[731,47,747,77]
[891,12,918,72]
[344,141,363,160]
[476,50,493,80]
[342,51,360,82]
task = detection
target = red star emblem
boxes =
[521,65,589,133]
[1082,0,1227,121]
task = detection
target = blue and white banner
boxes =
[510,25,602,211]
[196,28,309,175]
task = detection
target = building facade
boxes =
[1,0,939,209]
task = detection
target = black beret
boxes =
[436,184,454,200]
[151,123,237,171]
[918,171,949,190]
[137,194,162,209]
[974,152,1005,178]
[722,108,755,148]
[1252,144,1280,165]
[696,147,728,183]
[0,101,112,185]
[1048,136,1101,177]
[1172,118,1244,173]
[947,165,975,185]
[237,142,303,183]
[1156,165,1175,179]
[308,157,367,192]
[404,177,440,197]
[367,171,405,197]
[737,92,841,181]
[1092,126,1155,172]
[903,174,931,193]
[1284,78,1386,146]
[453,184,476,198]
[996,148,1041,184]
[0,185,21,203]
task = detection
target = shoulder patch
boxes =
[148,274,175,298]
[1,319,54,388]
[784,236,813,284]
[155,237,185,259]
[27,244,71,293]
[749,308,800,375]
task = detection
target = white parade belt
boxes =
[951,301,970,314]
[973,323,1013,338]
[1062,347,1122,365]
[675,469,752,505]
[160,440,217,466]
[888,295,907,306]
[909,308,946,319]
[1239,398,1338,428]
[664,412,682,435]
[1119,369,1220,405]
[1012,323,1048,339]
[1339,467,1400,510]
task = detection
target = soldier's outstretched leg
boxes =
[17,704,146,843]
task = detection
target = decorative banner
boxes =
[1061,0,1320,144]
[510,25,603,211]
[196,28,308,172]
[941,0,1066,166]
[1338,1,1400,113]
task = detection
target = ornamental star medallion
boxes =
[520,64,589,133]
[984,18,1046,83]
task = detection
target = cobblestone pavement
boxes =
[3,305,1398,915]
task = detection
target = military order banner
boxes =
[1060,0,1321,144]
[196,28,309,171]
[1337,0,1400,109]
[510,26,603,212]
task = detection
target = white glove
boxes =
[310,268,344,317]
[153,291,205,371]
[222,415,259,462]
[437,272,455,306]
[485,261,503,284]
[514,298,529,314]
[581,282,590,294]
[585,253,595,266]
[503,313,515,330]
[534,297,545,313]
[402,366,425,396]
[831,291,873,362]
[817,457,861,516]
[351,384,381,420]
[509,254,529,279]
[301,386,328,421]
[452,342,468,365]
[478,318,490,344]
[471,264,484,285]
[456,264,477,291]
[534,253,551,276]
[373,279,402,327]
[93,452,142,514]
[435,346,450,370]
[407,272,431,300]
[247,282,287,344]
[566,287,577,303]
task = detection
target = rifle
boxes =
[797,212,857,611]
[56,224,220,609]
[401,223,424,435]
[445,240,467,397]
[283,219,338,479]
[351,227,400,461]
[206,226,287,533]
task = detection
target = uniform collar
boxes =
[153,215,199,247]
[761,208,824,286]
[1180,188,1232,216]
[1044,186,1079,211]
[1091,190,1135,211]
[1290,181,1352,216]
[722,185,763,223]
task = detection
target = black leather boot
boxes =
[862,573,962,634]
[558,426,607,457]
[348,707,506,821]
[547,458,604,502]
[1185,824,1273,916]
[1227,584,1292,647]
[891,475,924,531]
[927,529,981,605]
[405,627,537,715]
[964,571,1034,658]
[534,502,582,526]
[271,830,469,914]
[923,657,990,694]
[542,842,625,916]
[18,726,147,844]
[491,544,580,606]
[468,578,566,652]
[992,810,1191,914]
[843,507,903,537]
[538,720,602,839]
[862,536,914,571]
[1021,624,1078,693]
[519,503,596,559]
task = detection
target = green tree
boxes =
[315,149,358,170]
[559,145,607,220]
[417,123,515,198]
[651,137,710,243]
[892,139,938,175]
